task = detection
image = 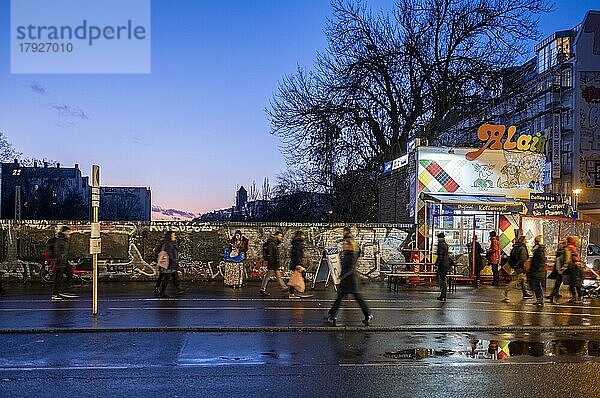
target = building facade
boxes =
[1,160,151,221]
[1,160,90,220]
[100,186,151,221]
[435,11,600,222]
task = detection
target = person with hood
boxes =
[51,226,78,301]
[503,236,533,301]
[434,232,450,301]
[563,235,584,304]
[471,235,485,287]
[327,227,373,326]
[528,235,546,306]
[157,231,185,298]
[487,231,501,286]
[259,231,288,296]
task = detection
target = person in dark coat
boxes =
[547,239,566,303]
[435,232,450,301]
[503,236,533,301]
[288,231,306,298]
[51,226,77,301]
[157,231,185,298]
[471,235,485,286]
[528,235,546,306]
[259,231,287,296]
[327,227,372,326]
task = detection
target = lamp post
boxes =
[573,188,582,217]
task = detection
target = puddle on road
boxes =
[383,337,600,361]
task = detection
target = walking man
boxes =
[528,235,546,306]
[259,231,287,296]
[488,231,501,286]
[51,226,78,301]
[435,232,450,301]
[503,236,533,301]
[327,227,373,326]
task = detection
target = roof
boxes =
[422,193,525,213]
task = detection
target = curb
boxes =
[2,325,600,334]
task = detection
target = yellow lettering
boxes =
[516,134,532,151]
[504,125,518,150]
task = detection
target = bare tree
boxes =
[261,177,271,200]
[268,0,549,220]
[248,180,259,201]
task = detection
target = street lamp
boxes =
[573,188,582,215]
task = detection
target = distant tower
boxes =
[236,186,248,210]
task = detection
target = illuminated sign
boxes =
[466,124,546,161]
[530,192,560,202]
[526,202,569,217]
[383,154,409,173]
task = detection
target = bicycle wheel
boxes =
[39,264,54,283]
[77,272,93,283]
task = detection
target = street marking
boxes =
[0,366,130,371]
[339,361,558,368]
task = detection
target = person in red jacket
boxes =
[487,231,501,286]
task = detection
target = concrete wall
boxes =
[0,221,410,282]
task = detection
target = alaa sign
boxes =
[417,124,546,200]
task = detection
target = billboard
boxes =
[417,147,545,199]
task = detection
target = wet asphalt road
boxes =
[2,281,600,396]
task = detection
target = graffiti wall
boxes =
[0,221,410,282]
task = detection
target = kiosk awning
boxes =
[423,193,525,213]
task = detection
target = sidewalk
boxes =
[1,280,600,332]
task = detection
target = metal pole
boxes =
[90,165,101,316]
[92,206,98,315]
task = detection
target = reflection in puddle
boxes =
[385,349,454,360]
[384,338,600,361]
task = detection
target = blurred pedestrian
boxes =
[564,235,584,304]
[223,230,248,288]
[0,276,5,297]
[547,239,567,303]
[487,231,501,286]
[288,231,307,299]
[259,231,287,296]
[528,235,546,306]
[503,236,532,301]
[51,226,78,301]
[471,235,484,287]
[434,232,450,301]
[156,231,185,298]
[327,227,373,326]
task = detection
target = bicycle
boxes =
[39,257,93,284]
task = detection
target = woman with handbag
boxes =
[156,231,184,298]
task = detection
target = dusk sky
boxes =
[1,0,599,214]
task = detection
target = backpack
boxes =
[508,245,518,268]
[45,237,57,259]
[262,241,270,262]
